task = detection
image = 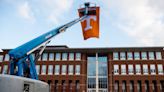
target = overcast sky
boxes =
[0,0,164,49]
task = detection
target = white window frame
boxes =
[68,65,74,75]
[0,55,3,62]
[150,64,156,75]
[134,52,140,60]
[113,52,119,60]
[36,65,40,75]
[120,52,126,60]
[42,53,48,61]
[48,65,53,75]
[41,65,47,75]
[69,53,74,61]
[143,65,148,75]
[121,65,126,75]
[141,52,147,60]
[75,53,81,60]
[127,52,133,60]
[114,65,119,75]
[49,53,54,61]
[75,65,80,75]
[4,54,10,61]
[62,65,67,75]
[55,53,61,61]
[158,64,163,75]
[128,65,134,75]
[149,52,155,60]
[156,52,162,60]
[62,53,68,61]
[135,65,141,75]
[55,65,60,75]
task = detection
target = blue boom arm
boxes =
[8,3,91,79]
[9,16,86,60]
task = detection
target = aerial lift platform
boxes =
[0,2,98,92]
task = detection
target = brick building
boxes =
[0,46,164,92]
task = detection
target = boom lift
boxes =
[9,2,91,80]
[0,2,97,92]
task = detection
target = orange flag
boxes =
[78,7,100,40]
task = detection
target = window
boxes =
[0,55,3,62]
[130,81,134,92]
[149,52,154,60]
[152,81,157,92]
[114,81,119,92]
[137,81,142,92]
[98,57,107,76]
[128,65,134,75]
[62,65,67,75]
[150,64,156,75]
[136,65,141,74]
[48,65,53,75]
[75,65,80,75]
[122,81,127,92]
[76,80,80,92]
[54,80,59,92]
[75,53,81,60]
[160,81,164,92]
[113,52,119,60]
[42,53,48,61]
[121,65,126,75]
[55,65,60,75]
[120,52,126,60]
[69,53,74,60]
[41,65,46,75]
[4,54,10,61]
[62,80,66,92]
[145,81,149,92]
[114,65,119,75]
[134,52,140,60]
[55,80,59,92]
[49,53,54,61]
[87,57,96,76]
[48,80,52,91]
[88,78,96,88]
[143,65,148,75]
[2,65,8,74]
[98,78,107,88]
[127,52,133,60]
[55,53,61,61]
[36,65,40,74]
[158,64,163,75]
[156,52,162,60]
[69,80,73,91]
[62,53,68,61]
[68,65,73,75]
[141,52,147,60]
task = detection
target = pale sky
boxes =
[0,0,164,49]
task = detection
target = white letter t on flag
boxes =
[82,16,97,31]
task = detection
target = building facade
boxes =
[0,46,164,92]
